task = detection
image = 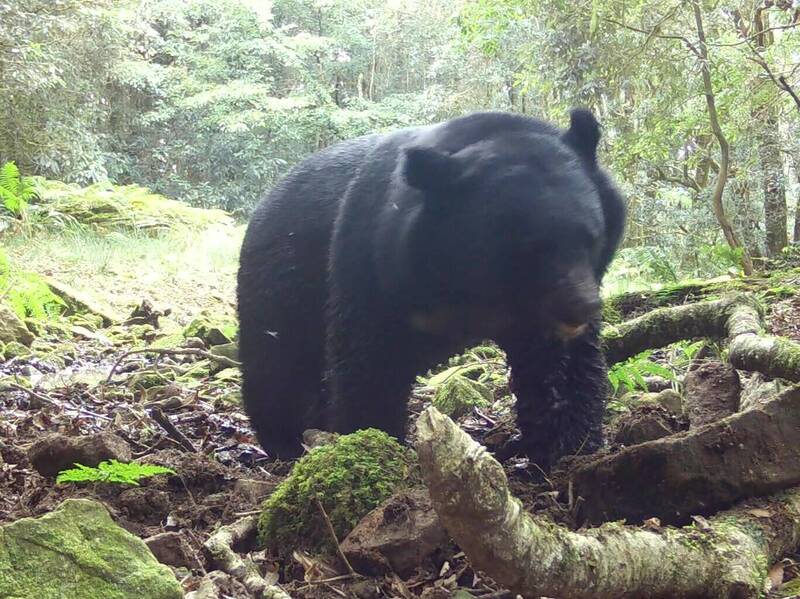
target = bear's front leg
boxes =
[502,321,607,470]
[325,316,416,443]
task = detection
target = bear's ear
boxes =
[402,146,461,194]
[562,108,601,166]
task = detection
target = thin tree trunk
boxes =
[793,155,800,243]
[760,114,788,254]
[692,1,754,275]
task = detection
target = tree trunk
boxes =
[794,155,800,243]
[759,112,788,257]
[692,1,754,275]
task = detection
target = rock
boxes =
[43,276,122,326]
[258,429,414,557]
[642,375,674,392]
[613,406,677,446]
[0,303,34,346]
[740,372,785,411]
[206,327,233,346]
[183,337,206,349]
[209,342,239,362]
[302,428,338,450]
[432,374,491,419]
[183,311,237,347]
[28,432,132,478]
[684,361,741,428]
[3,340,31,359]
[0,498,183,598]
[145,531,203,570]
[653,389,683,415]
[233,478,279,503]
[212,367,240,382]
[341,487,450,576]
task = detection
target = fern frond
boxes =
[0,161,21,196]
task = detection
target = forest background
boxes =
[1,0,799,289]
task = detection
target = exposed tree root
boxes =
[601,293,762,364]
[204,516,292,599]
[416,406,800,599]
[570,386,800,524]
[602,293,800,384]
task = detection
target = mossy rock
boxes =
[213,367,241,383]
[30,177,232,233]
[69,313,105,331]
[3,341,31,360]
[0,304,35,347]
[432,373,492,418]
[183,311,238,347]
[0,498,183,599]
[177,362,211,383]
[209,342,239,362]
[258,429,416,557]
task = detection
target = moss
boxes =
[601,298,623,325]
[432,373,492,418]
[778,578,800,597]
[128,371,172,390]
[183,311,238,346]
[0,498,182,599]
[29,177,231,233]
[774,337,800,375]
[3,341,31,360]
[258,429,416,556]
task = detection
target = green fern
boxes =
[56,460,175,486]
[0,161,36,217]
[0,249,66,319]
[608,350,675,394]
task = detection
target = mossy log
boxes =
[416,406,800,599]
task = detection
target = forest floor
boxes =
[2,225,800,598]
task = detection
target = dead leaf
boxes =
[747,508,772,519]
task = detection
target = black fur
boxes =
[237,110,626,468]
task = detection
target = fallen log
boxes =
[416,406,800,599]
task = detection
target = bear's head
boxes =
[390,109,625,342]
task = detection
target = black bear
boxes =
[237,109,625,468]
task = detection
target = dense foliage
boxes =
[1,0,798,282]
